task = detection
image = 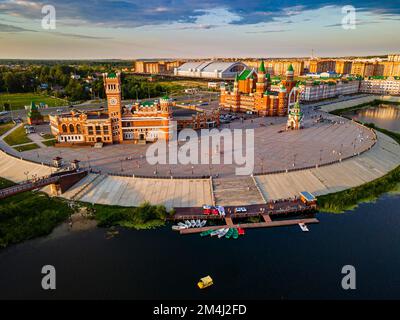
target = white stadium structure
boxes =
[174,61,248,79]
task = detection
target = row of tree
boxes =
[0,65,182,102]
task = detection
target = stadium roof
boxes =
[177,61,247,73]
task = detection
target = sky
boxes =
[0,0,399,59]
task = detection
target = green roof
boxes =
[287,64,294,72]
[30,101,38,111]
[266,73,271,81]
[141,101,155,107]
[238,69,254,81]
[161,95,170,100]
[107,72,117,78]
[259,60,266,73]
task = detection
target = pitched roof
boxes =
[238,69,256,81]
[287,64,294,72]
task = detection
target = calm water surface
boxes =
[346,104,400,132]
[0,194,400,300]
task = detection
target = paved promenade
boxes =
[1,95,400,207]
[255,131,400,200]
[0,150,53,183]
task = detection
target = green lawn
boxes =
[0,93,68,111]
[13,143,40,152]
[0,177,15,190]
[0,122,15,137]
[42,133,54,140]
[3,125,32,146]
[42,139,56,147]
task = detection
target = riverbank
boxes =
[90,202,174,230]
[318,102,400,213]
[0,178,73,248]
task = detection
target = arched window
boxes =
[69,124,75,133]
[62,124,67,133]
[76,124,82,134]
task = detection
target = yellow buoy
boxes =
[197,276,213,289]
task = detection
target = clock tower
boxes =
[103,72,123,143]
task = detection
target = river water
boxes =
[345,104,400,132]
[0,193,400,300]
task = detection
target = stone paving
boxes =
[255,131,400,200]
[19,108,375,178]
[0,150,53,183]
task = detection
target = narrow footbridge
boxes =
[0,169,88,199]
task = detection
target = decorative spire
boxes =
[234,72,239,82]
[259,60,266,73]
[287,64,294,72]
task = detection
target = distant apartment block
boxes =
[134,60,184,74]
[351,62,376,77]
[360,77,400,95]
[335,60,353,74]
[388,54,400,62]
[243,60,304,76]
[309,59,336,73]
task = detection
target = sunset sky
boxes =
[0,0,399,59]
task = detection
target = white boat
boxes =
[200,220,207,227]
[178,222,187,228]
[195,220,201,228]
[190,220,196,227]
[218,228,230,238]
[299,223,309,232]
[211,228,225,237]
[185,220,192,227]
[172,225,187,231]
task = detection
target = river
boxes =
[0,193,400,300]
[345,103,400,132]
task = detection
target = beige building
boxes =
[134,60,184,74]
[243,60,304,76]
[335,61,353,74]
[309,59,336,73]
[351,62,376,77]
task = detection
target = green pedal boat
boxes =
[200,229,214,237]
[232,228,239,239]
[225,228,234,239]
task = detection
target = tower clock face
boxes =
[109,97,118,106]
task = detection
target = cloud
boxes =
[0,0,399,29]
[245,29,291,34]
[0,23,36,32]
[324,19,382,28]
[49,32,112,40]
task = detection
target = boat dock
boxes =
[171,198,319,234]
[179,217,319,235]
[171,199,317,221]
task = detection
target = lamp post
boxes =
[319,149,323,164]
[24,171,29,182]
